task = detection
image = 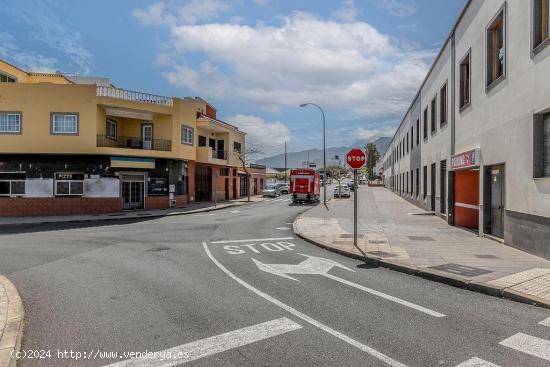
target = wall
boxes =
[0,197,122,216]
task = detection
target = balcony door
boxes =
[217,140,225,159]
[142,123,153,150]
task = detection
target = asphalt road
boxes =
[0,191,549,366]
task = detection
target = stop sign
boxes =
[346,148,366,169]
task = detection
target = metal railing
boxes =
[212,150,228,160]
[97,135,172,152]
[97,86,173,107]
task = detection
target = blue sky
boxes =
[0,0,465,157]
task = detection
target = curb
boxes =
[0,276,24,367]
[0,200,258,230]
[293,215,550,310]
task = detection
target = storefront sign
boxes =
[55,173,85,181]
[451,149,479,170]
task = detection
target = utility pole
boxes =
[284,141,287,182]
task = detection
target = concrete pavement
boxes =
[294,186,550,308]
[0,276,24,367]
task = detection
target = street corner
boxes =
[0,275,24,367]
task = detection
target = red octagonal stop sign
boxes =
[346,148,366,169]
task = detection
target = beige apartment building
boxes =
[380,0,550,258]
[0,59,262,216]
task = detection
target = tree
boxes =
[234,146,263,202]
[364,142,380,181]
[326,165,347,199]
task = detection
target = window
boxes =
[431,97,437,134]
[406,172,408,193]
[198,135,207,147]
[416,119,420,145]
[487,7,505,86]
[416,168,420,197]
[406,133,409,154]
[411,126,414,150]
[423,165,427,199]
[51,113,78,135]
[220,167,229,176]
[0,73,16,83]
[0,172,25,196]
[545,114,550,177]
[440,83,448,126]
[54,173,84,196]
[106,119,117,140]
[423,108,428,139]
[533,0,550,51]
[410,170,413,194]
[460,51,471,109]
[233,142,242,153]
[0,112,21,134]
[181,125,194,145]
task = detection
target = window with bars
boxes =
[181,125,194,145]
[0,112,21,134]
[487,7,505,87]
[51,113,78,135]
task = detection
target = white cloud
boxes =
[133,1,230,26]
[226,114,291,154]
[373,0,415,17]
[5,1,93,74]
[353,126,396,141]
[332,0,358,22]
[0,32,58,72]
[134,7,434,119]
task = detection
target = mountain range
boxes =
[256,137,391,168]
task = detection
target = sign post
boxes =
[346,148,366,246]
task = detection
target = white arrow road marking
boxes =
[203,242,408,367]
[102,317,301,367]
[454,357,501,366]
[539,316,550,326]
[499,333,550,362]
[211,237,294,244]
[253,254,445,318]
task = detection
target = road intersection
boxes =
[0,193,549,366]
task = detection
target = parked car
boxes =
[347,182,355,191]
[279,183,290,194]
[333,185,351,198]
[263,183,281,198]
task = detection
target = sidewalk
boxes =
[0,276,24,367]
[294,186,550,308]
[0,195,266,227]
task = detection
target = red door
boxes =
[454,170,479,229]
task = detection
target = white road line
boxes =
[103,317,301,367]
[202,242,408,367]
[323,273,445,318]
[210,237,294,244]
[454,357,501,366]
[276,227,290,230]
[499,333,550,362]
[229,210,240,213]
[538,316,550,326]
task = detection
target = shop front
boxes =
[449,149,481,231]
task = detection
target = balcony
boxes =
[97,135,172,152]
[97,86,173,107]
[213,150,228,160]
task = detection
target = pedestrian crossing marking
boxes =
[499,333,550,362]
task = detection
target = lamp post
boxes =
[299,103,326,206]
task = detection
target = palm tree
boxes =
[364,142,380,181]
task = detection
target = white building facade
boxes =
[381,0,550,258]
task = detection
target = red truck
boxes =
[290,169,320,203]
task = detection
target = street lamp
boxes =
[299,103,326,206]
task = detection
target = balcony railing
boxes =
[97,135,172,152]
[212,150,228,160]
[97,86,173,107]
